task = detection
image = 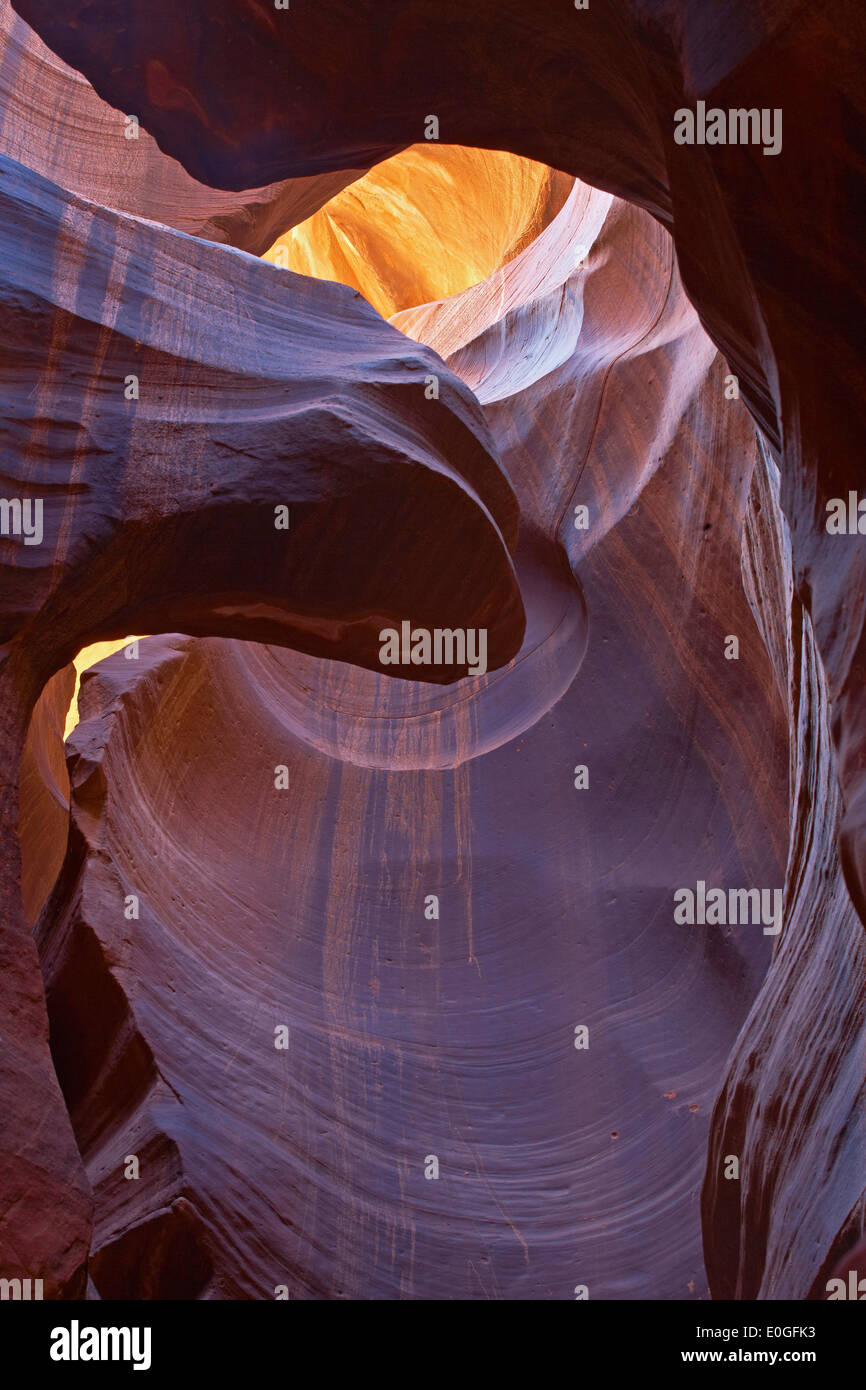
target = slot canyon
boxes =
[0,0,864,1303]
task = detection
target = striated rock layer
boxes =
[1,0,863,1300]
[0,0,365,252]
[15,0,866,922]
[703,445,866,1299]
[0,145,524,1292]
[30,177,792,1297]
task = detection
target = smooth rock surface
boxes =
[2,0,864,1301]
[0,145,522,1290]
[34,180,791,1298]
[0,0,365,252]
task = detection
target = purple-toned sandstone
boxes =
[0,0,864,1300]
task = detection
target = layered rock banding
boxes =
[0,144,523,1294]
[14,0,864,897]
[0,0,366,252]
[1,0,864,1299]
[37,181,791,1297]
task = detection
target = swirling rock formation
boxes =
[703,446,866,1299]
[25,162,793,1298]
[0,144,524,1293]
[1,0,864,1301]
[15,0,865,917]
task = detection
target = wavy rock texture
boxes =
[0,150,521,667]
[0,144,523,1291]
[15,0,866,917]
[703,446,866,1299]
[0,0,364,252]
[1,0,863,1301]
[29,175,792,1299]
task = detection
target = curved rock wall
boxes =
[704,442,866,1299]
[35,177,791,1299]
[0,0,863,1301]
[14,0,864,908]
[0,0,365,251]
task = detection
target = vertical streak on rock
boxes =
[704,438,866,1299]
